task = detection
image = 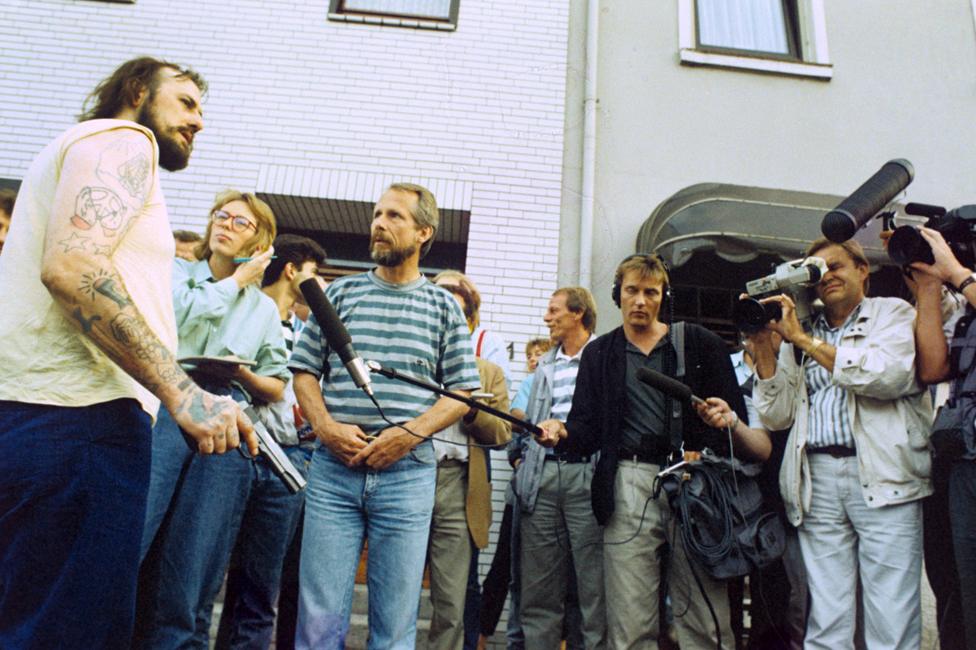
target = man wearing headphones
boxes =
[538,254,748,649]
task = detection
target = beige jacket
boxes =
[463,358,512,548]
[753,296,933,527]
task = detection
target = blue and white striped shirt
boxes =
[805,305,862,449]
[549,336,592,422]
[288,270,480,435]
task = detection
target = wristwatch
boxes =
[956,272,976,293]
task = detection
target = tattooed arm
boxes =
[39,127,257,456]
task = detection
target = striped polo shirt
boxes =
[289,270,480,435]
[805,304,862,449]
[549,335,592,422]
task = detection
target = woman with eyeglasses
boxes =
[134,189,292,649]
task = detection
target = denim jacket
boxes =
[509,344,600,514]
[508,348,557,514]
[753,296,933,526]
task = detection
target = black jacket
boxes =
[559,324,747,525]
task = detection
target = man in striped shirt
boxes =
[511,287,605,649]
[289,183,480,649]
[752,237,931,650]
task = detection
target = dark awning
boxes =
[636,183,913,268]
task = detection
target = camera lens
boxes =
[888,226,935,266]
[733,298,781,333]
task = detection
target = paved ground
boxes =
[207,569,942,649]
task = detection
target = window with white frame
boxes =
[328,0,460,30]
[678,0,832,80]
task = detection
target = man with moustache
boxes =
[0,57,255,649]
[289,182,481,649]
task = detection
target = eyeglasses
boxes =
[211,209,257,233]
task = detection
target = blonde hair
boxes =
[525,337,553,357]
[195,190,276,260]
[388,182,438,258]
[433,269,482,327]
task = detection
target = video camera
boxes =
[887,202,976,269]
[733,257,827,333]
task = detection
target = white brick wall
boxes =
[0,0,569,627]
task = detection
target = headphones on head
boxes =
[611,252,672,308]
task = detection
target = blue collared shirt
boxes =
[172,258,290,383]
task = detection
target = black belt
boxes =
[545,452,591,464]
[618,448,669,465]
[807,445,856,458]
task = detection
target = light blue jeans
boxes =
[799,454,922,650]
[296,442,437,649]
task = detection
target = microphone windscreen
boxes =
[636,367,692,403]
[821,159,914,243]
[299,278,351,350]
[904,202,946,218]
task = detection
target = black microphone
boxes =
[299,278,374,397]
[821,159,914,243]
[636,367,705,406]
[904,202,947,218]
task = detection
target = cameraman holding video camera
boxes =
[750,237,931,650]
[906,225,976,649]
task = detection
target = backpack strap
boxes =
[672,321,686,380]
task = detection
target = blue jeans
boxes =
[216,445,312,650]
[0,399,151,650]
[799,454,922,650]
[137,386,255,649]
[139,383,239,560]
[297,443,437,649]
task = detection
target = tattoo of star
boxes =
[58,232,91,253]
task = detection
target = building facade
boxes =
[0,0,570,641]
[560,0,976,334]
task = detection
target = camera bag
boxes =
[932,307,976,459]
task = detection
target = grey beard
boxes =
[370,242,417,267]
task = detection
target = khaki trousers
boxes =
[520,460,606,649]
[604,459,732,650]
[428,460,472,650]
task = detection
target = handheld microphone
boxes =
[821,159,914,243]
[636,367,705,406]
[299,278,374,397]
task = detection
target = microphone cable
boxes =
[365,389,514,450]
